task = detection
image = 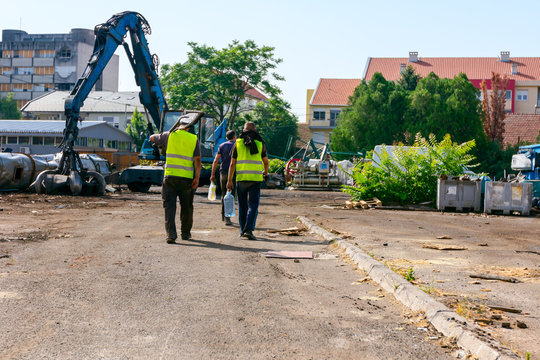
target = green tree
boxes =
[235,97,298,157]
[406,72,485,145]
[0,93,21,119]
[160,40,283,130]
[126,109,153,152]
[330,73,408,153]
[398,65,421,91]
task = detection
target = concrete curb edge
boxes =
[297,216,520,360]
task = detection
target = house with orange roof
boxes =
[306,78,361,144]
[306,52,540,145]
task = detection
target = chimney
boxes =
[500,51,510,62]
[409,51,418,62]
[511,62,518,74]
[400,63,407,73]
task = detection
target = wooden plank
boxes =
[264,251,313,259]
[469,274,521,283]
[422,243,467,250]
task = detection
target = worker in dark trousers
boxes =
[150,115,201,244]
[227,122,269,240]
[210,130,236,225]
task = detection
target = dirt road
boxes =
[300,192,540,360]
[1,189,456,359]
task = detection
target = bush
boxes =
[343,134,477,205]
[268,158,285,174]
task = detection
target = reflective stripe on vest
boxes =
[165,130,197,179]
[235,138,263,182]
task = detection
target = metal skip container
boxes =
[484,181,533,216]
[0,153,57,191]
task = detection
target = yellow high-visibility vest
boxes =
[164,130,197,179]
[235,139,263,182]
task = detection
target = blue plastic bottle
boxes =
[224,191,236,217]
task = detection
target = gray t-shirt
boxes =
[152,131,201,157]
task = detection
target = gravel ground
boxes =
[1,189,455,359]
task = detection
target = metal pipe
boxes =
[0,153,57,191]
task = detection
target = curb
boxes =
[298,216,520,360]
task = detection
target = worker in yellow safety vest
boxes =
[150,114,201,244]
[227,121,269,240]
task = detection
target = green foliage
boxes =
[268,158,285,174]
[406,73,485,145]
[160,40,283,130]
[330,71,485,156]
[404,268,416,282]
[235,97,298,157]
[343,134,477,205]
[475,140,518,180]
[331,73,408,153]
[398,65,421,91]
[0,93,21,119]
[126,109,154,152]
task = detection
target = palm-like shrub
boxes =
[343,134,477,205]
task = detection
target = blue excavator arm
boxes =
[38,11,169,195]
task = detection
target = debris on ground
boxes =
[436,235,452,239]
[515,250,540,256]
[266,227,306,236]
[470,274,521,283]
[488,305,522,314]
[422,243,468,250]
[345,198,382,209]
[264,251,313,259]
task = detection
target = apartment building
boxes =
[306,79,361,144]
[0,28,119,109]
[21,90,145,131]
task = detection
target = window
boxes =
[7,136,17,144]
[75,137,87,146]
[517,90,528,101]
[329,109,341,127]
[106,140,118,149]
[44,137,55,146]
[14,67,34,75]
[88,138,101,147]
[119,141,131,151]
[56,83,73,91]
[59,48,72,59]
[32,137,44,145]
[313,109,326,121]
[505,90,512,100]
[18,136,30,145]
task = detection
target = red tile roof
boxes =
[245,87,268,101]
[503,114,540,145]
[311,79,362,106]
[365,57,540,82]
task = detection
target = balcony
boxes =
[12,58,32,67]
[33,57,54,67]
[309,119,337,129]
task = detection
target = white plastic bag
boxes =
[208,181,217,201]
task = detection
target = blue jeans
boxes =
[236,181,261,235]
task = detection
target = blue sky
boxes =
[2,0,540,122]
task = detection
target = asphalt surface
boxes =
[0,189,454,359]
